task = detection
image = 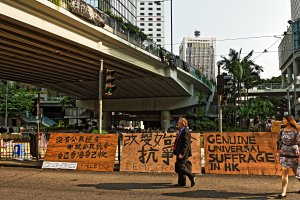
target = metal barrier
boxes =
[0,133,48,161]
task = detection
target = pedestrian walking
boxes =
[265,119,272,132]
[173,117,196,187]
[253,117,261,132]
[276,115,300,198]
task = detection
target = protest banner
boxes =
[44,133,118,171]
[120,132,201,173]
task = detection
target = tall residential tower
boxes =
[136,0,165,47]
[179,32,216,81]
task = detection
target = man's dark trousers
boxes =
[176,157,192,186]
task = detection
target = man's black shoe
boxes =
[191,177,196,187]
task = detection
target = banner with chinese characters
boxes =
[204,132,280,175]
[120,132,201,173]
[44,133,118,172]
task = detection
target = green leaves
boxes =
[59,96,76,109]
[237,97,274,119]
[0,82,35,115]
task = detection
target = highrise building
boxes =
[179,32,216,81]
[279,0,298,88]
[136,0,165,47]
[291,0,300,20]
[84,0,137,25]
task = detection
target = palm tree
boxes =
[242,61,263,101]
[217,48,262,128]
[218,49,262,101]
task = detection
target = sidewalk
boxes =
[1,167,300,200]
[0,158,43,168]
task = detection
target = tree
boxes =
[242,61,263,101]
[186,111,217,131]
[59,96,76,110]
[236,97,274,129]
[218,49,262,102]
[0,82,35,116]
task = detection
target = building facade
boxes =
[279,0,300,88]
[291,0,300,21]
[278,0,300,116]
[84,0,137,25]
[179,34,216,81]
[136,0,165,47]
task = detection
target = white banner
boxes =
[42,161,77,170]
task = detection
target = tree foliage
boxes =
[186,111,217,131]
[0,82,35,115]
[59,96,76,109]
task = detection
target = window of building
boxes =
[157,39,161,42]
[157,18,161,21]
[140,2,144,5]
[149,13,153,16]
[149,23,153,26]
[141,28,144,31]
[157,28,161,31]
[140,23,145,26]
[140,7,145,10]
[157,13,161,16]
[157,34,161,36]
[157,8,161,10]
[157,23,161,26]
[148,7,153,10]
[140,18,144,21]
[140,13,144,15]
[148,2,153,5]
[149,18,153,21]
[149,34,153,36]
[148,28,153,31]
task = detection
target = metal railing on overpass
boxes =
[256,83,282,90]
[47,0,215,92]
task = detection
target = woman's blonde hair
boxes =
[179,117,188,127]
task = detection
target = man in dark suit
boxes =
[173,117,196,187]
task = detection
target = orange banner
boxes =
[204,132,281,175]
[44,133,118,172]
[120,132,201,173]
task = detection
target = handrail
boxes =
[256,83,282,90]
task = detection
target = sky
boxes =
[163,0,291,79]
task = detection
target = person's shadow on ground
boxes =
[162,190,279,199]
[77,182,174,191]
[78,183,279,199]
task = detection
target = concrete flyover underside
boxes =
[0,0,213,112]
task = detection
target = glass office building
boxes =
[84,0,137,25]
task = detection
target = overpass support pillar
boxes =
[103,112,112,131]
[160,110,171,130]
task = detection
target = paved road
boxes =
[1,167,300,200]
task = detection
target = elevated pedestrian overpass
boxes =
[248,83,300,96]
[0,0,215,118]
